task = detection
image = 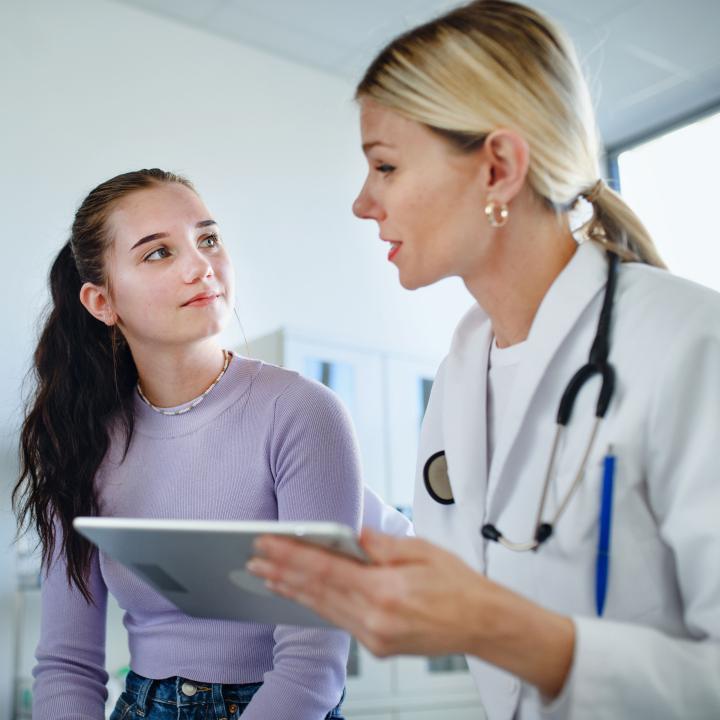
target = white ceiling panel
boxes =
[591,43,681,108]
[537,0,642,30]
[609,0,720,74]
[204,3,352,68]
[110,0,720,146]
[117,0,228,24]
[226,0,442,39]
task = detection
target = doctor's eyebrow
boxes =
[362,141,394,154]
[130,220,218,251]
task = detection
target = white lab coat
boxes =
[363,484,415,537]
[413,240,720,719]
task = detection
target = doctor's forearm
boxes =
[466,581,575,699]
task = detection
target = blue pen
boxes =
[595,447,615,617]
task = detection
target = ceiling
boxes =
[112,0,720,147]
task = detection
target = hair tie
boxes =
[583,179,604,204]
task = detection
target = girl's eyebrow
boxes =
[130,220,217,251]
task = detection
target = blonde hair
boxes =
[356,0,664,268]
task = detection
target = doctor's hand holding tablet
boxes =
[249,2,720,718]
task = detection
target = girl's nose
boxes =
[183,248,213,283]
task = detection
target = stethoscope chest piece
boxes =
[423,450,454,505]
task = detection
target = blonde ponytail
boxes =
[581,180,665,268]
[356,0,665,268]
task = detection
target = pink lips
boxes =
[387,242,401,262]
[182,292,219,307]
[382,236,402,262]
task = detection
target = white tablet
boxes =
[73,517,368,628]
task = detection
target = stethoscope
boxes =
[424,251,619,553]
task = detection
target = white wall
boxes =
[0,0,471,715]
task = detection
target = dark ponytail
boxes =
[13,168,194,601]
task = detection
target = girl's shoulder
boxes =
[242,356,342,412]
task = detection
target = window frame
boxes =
[605,99,720,193]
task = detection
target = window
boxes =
[612,108,720,292]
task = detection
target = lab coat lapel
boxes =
[441,307,493,515]
[485,241,610,513]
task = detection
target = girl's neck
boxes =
[129,340,228,408]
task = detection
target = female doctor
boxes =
[248,1,720,718]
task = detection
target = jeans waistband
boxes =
[124,670,263,716]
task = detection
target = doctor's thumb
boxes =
[360,528,430,566]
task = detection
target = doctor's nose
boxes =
[352,181,384,222]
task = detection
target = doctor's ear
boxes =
[481,129,530,207]
[79,282,117,326]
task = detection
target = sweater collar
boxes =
[132,353,262,438]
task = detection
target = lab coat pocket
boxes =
[606,482,668,622]
[535,465,665,621]
[547,455,607,555]
[584,472,665,622]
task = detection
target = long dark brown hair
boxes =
[13,168,195,601]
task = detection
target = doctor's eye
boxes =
[375,163,396,175]
[199,233,221,248]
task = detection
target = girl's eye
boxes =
[143,247,170,262]
[376,163,396,175]
[199,233,220,248]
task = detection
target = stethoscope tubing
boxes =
[477,251,619,552]
[494,417,602,552]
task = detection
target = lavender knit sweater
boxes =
[32,355,363,720]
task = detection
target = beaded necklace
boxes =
[136,350,230,416]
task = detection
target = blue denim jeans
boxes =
[110,670,345,719]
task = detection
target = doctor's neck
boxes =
[463,198,578,349]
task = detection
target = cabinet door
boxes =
[345,636,394,700]
[396,704,486,720]
[13,587,130,720]
[383,356,438,511]
[395,654,479,695]
[14,587,40,720]
[283,337,388,500]
[105,594,131,714]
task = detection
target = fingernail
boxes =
[253,538,268,554]
[246,559,264,574]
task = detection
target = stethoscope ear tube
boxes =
[595,364,615,418]
[557,361,615,425]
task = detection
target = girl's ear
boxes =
[79,282,116,326]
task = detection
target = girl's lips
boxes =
[388,242,402,261]
[183,293,219,307]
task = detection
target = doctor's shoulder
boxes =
[615,260,720,342]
